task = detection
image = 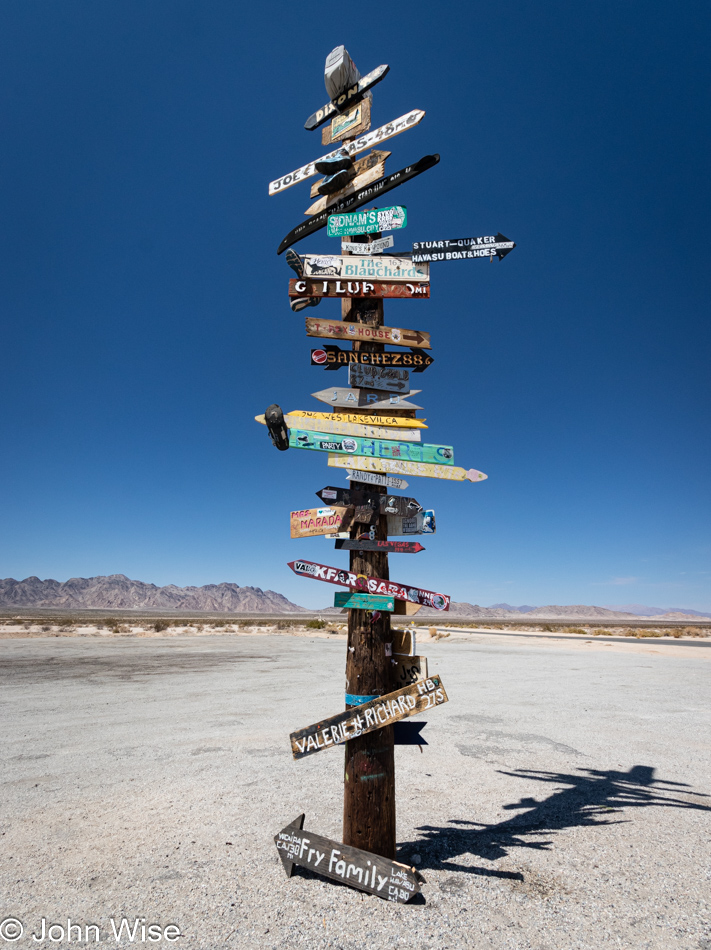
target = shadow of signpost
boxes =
[398,765,710,881]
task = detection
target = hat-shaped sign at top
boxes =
[325,46,361,101]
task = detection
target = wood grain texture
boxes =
[328,454,488,482]
[290,506,353,539]
[310,149,390,199]
[321,95,371,146]
[334,591,395,611]
[281,410,427,429]
[299,256,429,283]
[290,278,429,299]
[305,162,385,216]
[305,316,431,349]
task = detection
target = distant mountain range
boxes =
[0,576,707,619]
[0,575,305,612]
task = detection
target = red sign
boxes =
[311,349,328,364]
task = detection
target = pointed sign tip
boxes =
[274,813,306,878]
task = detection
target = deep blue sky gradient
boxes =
[1,1,709,609]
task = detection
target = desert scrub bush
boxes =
[306,619,326,629]
[562,627,588,635]
[154,619,169,632]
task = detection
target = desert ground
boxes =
[1,627,709,950]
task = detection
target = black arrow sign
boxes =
[393,721,428,745]
[277,154,440,254]
[334,539,425,553]
[317,486,423,517]
[411,233,516,262]
[274,814,425,902]
[311,345,434,373]
[304,64,390,131]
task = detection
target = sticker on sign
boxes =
[328,207,407,238]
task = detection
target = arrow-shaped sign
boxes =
[289,675,448,759]
[411,233,516,262]
[299,254,429,283]
[277,154,440,254]
[291,278,429,299]
[303,63,390,131]
[306,316,430,350]
[345,469,409,489]
[349,365,410,393]
[342,234,395,255]
[289,429,454,465]
[255,412,421,442]
[280,409,427,429]
[317,486,424,518]
[274,813,425,903]
[270,109,425,196]
[330,454,487,483]
[287,559,450,610]
[334,539,424,553]
[311,387,423,411]
[393,721,428,745]
[311,345,434,372]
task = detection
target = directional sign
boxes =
[392,654,428,687]
[317,485,423,517]
[322,96,371,146]
[327,206,407,238]
[287,559,450,610]
[343,235,395,255]
[386,510,436,536]
[310,149,390,199]
[291,278,429,299]
[334,538,424,553]
[304,63,390,131]
[270,109,425,196]
[306,317,430,351]
[290,675,448,758]
[411,233,516,262]
[289,429,454,465]
[283,410,427,429]
[334,592,395,611]
[393,722,428,746]
[312,346,433,372]
[345,469,409,489]
[274,814,424,904]
[290,507,353,539]
[305,161,386,216]
[311,387,423,411]
[330,454,487,483]
[255,412,421,442]
[277,154,440,254]
[348,366,410,394]
[300,255,429,283]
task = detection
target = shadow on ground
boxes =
[398,765,710,881]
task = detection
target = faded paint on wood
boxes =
[299,256,429,283]
[291,278,429,299]
[305,316,431,349]
[334,538,425,553]
[290,506,353,539]
[310,150,390,199]
[303,63,390,131]
[289,429,453,465]
[311,386,423,411]
[329,454,488,482]
[283,410,426,429]
[290,676,447,759]
[392,654,428,687]
[334,591,395,611]
[322,96,371,146]
[305,162,386,216]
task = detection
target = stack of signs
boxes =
[262,43,510,906]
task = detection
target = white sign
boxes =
[342,235,395,255]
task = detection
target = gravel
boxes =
[0,632,709,949]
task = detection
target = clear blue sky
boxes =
[1,2,709,610]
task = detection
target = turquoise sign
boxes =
[327,206,407,238]
[334,592,396,611]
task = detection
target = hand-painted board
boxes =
[411,233,516,262]
[291,279,428,299]
[290,676,448,758]
[347,365,410,394]
[289,429,454,465]
[343,235,395,255]
[317,486,423,517]
[304,63,390,131]
[312,387,423,411]
[386,510,436,536]
[334,539,424,553]
[327,206,407,238]
[321,96,371,146]
[290,507,353,539]
[269,110,425,195]
[305,162,385,216]
[287,559,450,611]
[299,255,429,283]
[255,412,421,442]
[331,455,487,483]
[312,346,433,371]
[345,469,409,488]
[274,814,424,904]
[334,592,395,611]
[305,317,431,350]
[278,154,440,254]
[392,654,428,687]
[283,410,427,429]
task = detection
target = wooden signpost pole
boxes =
[342,229,396,859]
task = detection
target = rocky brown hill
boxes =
[0,575,306,612]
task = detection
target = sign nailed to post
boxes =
[328,206,407,238]
[330,454,486,483]
[411,233,516,262]
[274,814,424,904]
[300,255,429,283]
[287,559,451,610]
[290,676,448,758]
[289,429,454,465]
[312,345,433,371]
[292,279,428,299]
[311,386,423,411]
[303,62,390,131]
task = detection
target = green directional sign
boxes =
[334,592,396,611]
[327,206,407,238]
